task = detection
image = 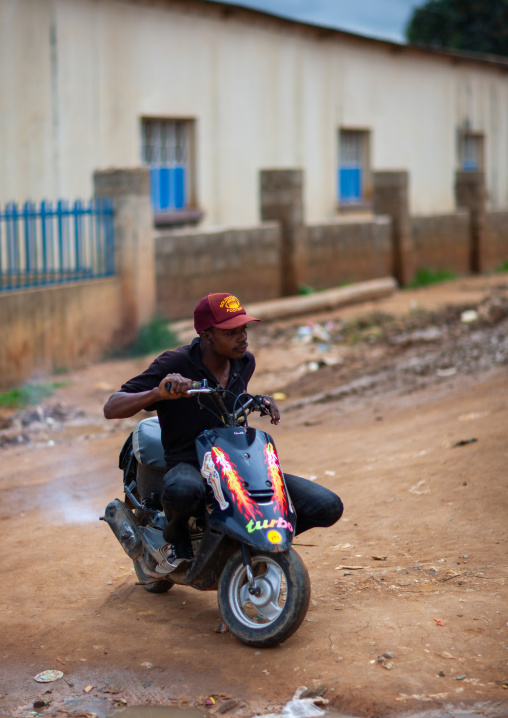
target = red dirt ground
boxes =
[0,276,507,718]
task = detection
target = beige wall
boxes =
[0,278,122,389]
[2,0,508,225]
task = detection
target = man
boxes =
[104,292,343,573]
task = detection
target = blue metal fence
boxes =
[0,198,114,291]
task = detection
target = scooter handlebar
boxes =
[164,380,212,394]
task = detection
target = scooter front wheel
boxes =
[218,548,310,647]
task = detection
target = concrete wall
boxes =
[306,217,392,288]
[1,168,155,389]
[3,0,508,226]
[94,167,155,342]
[155,223,282,319]
[485,211,508,271]
[0,278,122,389]
[411,211,471,274]
[154,217,392,320]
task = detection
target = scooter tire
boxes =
[217,548,310,648]
[133,553,174,594]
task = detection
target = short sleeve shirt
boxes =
[119,337,256,468]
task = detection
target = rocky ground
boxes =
[0,275,507,718]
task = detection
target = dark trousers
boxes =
[161,462,343,543]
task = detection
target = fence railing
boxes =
[0,198,115,291]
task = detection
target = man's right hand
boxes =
[158,373,194,400]
[103,373,194,419]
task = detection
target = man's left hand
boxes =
[262,395,280,425]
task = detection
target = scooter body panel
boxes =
[195,426,295,552]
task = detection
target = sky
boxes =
[215,0,425,44]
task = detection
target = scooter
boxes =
[100,381,310,647]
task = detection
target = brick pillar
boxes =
[373,171,413,287]
[94,168,155,341]
[455,171,486,274]
[260,169,307,296]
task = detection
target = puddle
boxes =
[36,486,103,525]
[116,709,205,718]
[58,495,102,525]
[47,703,207,718]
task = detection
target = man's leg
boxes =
[159,462,206,568]
[283,473,343,535]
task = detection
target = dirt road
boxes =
[1,276,507,718]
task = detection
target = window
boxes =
[458,131,484,171]
[338,129,371,206]
[141,118,197,218]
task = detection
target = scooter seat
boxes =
[132,417,166,469]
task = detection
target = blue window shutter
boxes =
[158,167,171,210]
[339,167,362,202]
[150,167,160,212]
[144,119,190,212]
[173,166,186,209]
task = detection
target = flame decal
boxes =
[212,447,263,520]
[264,442,288,516]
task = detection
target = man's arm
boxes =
[103,374,194,419]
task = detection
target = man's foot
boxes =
[154,537,194,575]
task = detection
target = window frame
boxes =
[337,128,372,211]
[457,130,485,172]
[140,117,202,226]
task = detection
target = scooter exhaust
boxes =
[100,499,143,560]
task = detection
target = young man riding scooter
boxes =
[103,293,343,573]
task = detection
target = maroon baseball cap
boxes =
[194,293,260,333]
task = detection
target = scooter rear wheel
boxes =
[218,548,310,647]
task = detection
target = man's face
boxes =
[208,325,249,359]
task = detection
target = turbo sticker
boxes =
[246,516,294,533]
[211,447,262,521]
[219,295,242,313]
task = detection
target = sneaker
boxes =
[154,538,194,575]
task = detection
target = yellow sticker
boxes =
[267,530,282,544]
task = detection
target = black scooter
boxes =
[101,381,310,647]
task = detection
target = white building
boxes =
[2,0,508,227]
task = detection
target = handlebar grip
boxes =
[164,380,203,392]
[255,395,271,414]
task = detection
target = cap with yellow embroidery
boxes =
[194,293,260,333]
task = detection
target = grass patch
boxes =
[298,284,315,295]
[0,381,69,409]
[120,315,180,358]
[407,267,457,289]
[495,260,508,273]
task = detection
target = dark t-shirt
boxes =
[120,337,256,468]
